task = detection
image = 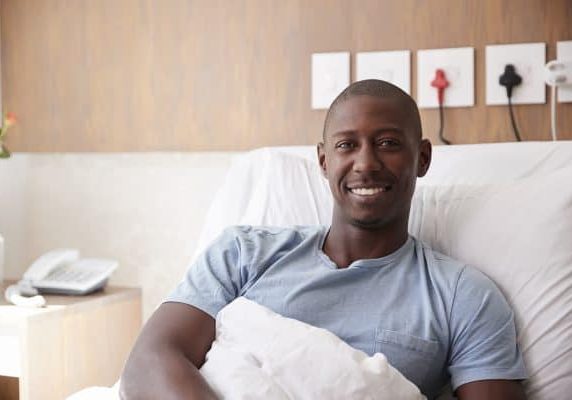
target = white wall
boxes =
[0,152,236,319]
[7,141,572,321]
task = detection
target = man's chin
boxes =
[349,217,386,230]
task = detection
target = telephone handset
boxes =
[24,248,80,282]
[4,249,119,307]
[22,248,118,295]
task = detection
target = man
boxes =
[120,80,527,400]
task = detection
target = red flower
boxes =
[5,112,16,127]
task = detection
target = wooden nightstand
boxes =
[0,280,142,400]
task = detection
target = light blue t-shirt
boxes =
[166,225,527,399]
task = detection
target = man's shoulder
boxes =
[222,225,324,240]
[413,238,466,278]
[412,238,502,297]
[216,225,325,255]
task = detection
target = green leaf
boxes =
[0,144,10,158]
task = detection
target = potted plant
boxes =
[0,111,17,158]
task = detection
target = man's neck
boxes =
[322,222,409,269]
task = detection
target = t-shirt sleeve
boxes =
[164,226,248,318]
[448,266,528,391]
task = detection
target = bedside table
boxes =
[0,280,142,400]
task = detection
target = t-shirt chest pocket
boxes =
[374,328,441,389]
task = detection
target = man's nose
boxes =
[353,145,383,172]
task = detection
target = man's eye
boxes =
[336,142,354,149]
[378,139,399,147]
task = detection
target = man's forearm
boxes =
[120,348,218,400]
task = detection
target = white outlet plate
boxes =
[311,52,350,109]
[355,50,411,94]
[556,41,572,103]
[486,42,546,105]
[417,47,474,108]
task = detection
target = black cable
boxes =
[499,64,523,142]
[507,96,522,142]
[438,103,451,145]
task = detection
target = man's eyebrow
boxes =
[330,127,405,138]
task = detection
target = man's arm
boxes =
[119,302,218,400]
[456,379,526,400]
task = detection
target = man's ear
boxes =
[317,142,327,177]
[417,139,432,177]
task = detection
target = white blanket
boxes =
[67,298,426,400]
[200,297,426,400]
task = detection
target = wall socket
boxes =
[417,47,474,108]
[311,52,350,110]
[355,50,411,94]
[556,41,572,103]
[486,42,546,105]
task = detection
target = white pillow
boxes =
[195,148,572,398]
[66,382,119,400]
[409,167,572,400]
[193,150,332,260]
[200,297,426,400]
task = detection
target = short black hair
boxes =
[322,79,422,140]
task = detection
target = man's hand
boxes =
[120,302,217,400]
[456,379,526,400]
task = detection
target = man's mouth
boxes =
[348,185,392,196]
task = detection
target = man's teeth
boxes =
[350,187,387,195]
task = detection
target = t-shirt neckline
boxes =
[316,225,414,270]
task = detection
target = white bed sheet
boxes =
[190,141,572,400]
[69,141,572,400]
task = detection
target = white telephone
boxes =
[23,249,118,295]
[4,249,118,307]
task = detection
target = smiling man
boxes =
[318,85,427,267]
[120,80,527,400]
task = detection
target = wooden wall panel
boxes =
[1,0,571,152]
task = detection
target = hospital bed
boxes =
[69,140,572,400]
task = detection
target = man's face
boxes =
[318,95,431,230]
